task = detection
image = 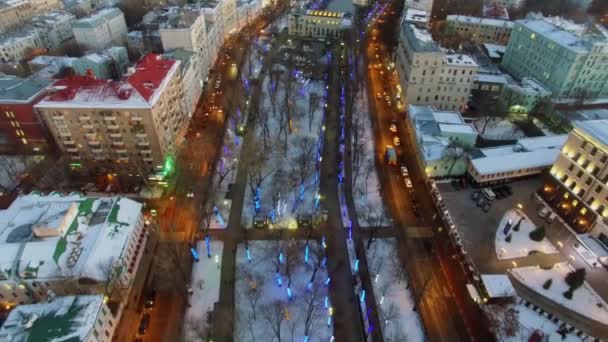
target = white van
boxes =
[481,188,496,201]
[538,207,550,218]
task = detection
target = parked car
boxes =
[400,166,409,177]
[404,178,413,189]
[138,314,150,335]
[481,188,496,201]
[471,191,480,201]
[144,290,156,309]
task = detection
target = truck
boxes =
[385,145,397,166]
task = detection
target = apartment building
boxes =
[498,77,551,114]
[408,105,478,178]
[164,48,205,116]
[72,7,127,51]
[467,135,567,186]
[0,295,117,341]
[402,8,430,28]
[200,0,238,40]
[0,26,47,63]
[403,0,434,12]
[236,0,262,30]
[0,0,62,34]
[288,10,353,39]
[542,120,608,236]
[0,193,146,309]
[0,76,53,152]
[72,46,130,80]
[35,54,187,175]
[485,0,522,10]
[446,15,513,45]
[157,5,208,54]
[31,10,76,51]
[502,14,608,99]
[396,23,478,112]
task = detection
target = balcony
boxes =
[103,116,117,121]
[135,133,147,139]
[136,141,149,147]
[112,141,124,147]
[139,149,152,154]
[115,149,127,154]
[85,133,96,140]
[88,140,100,146]
[91,148,103,153]
[131,115,143,121]
[94,155,106,161]
[82,124,94,129]
[66,147,78,153]
[107,124,120,130]
[143,157,154,162]
[59,131,71,137]
[109,133,122,138]
[79,116,91,121]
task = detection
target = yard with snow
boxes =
[495,209,558,260]
[240,47,330,229]
[234,240,333,342]
[366,238,425,342]
[475,117,526,140]
[184,240,224,340]
[509,262,608,326]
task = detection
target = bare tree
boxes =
[379,303,401,332]
[261,301,286,342]
[442,140,472,176]
[302,281,322,339]
[241,269,264,320]
[388,246,407,285]
[485,304,520,341]
[308,92,320,132]
[351,111,368,188]
[184,315,210,342]
[289,136,316,212]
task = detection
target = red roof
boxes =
[127,53,176,102]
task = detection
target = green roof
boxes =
[0,76,52,103]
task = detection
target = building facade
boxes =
[236,0,262,30]
[0,0,63,35]
[72,7,127,51]
[0,76,53,152]
[498,77,551,114]
[31,10,76,50]
[72,46,129,80]
[403,0,434,12]
[35,54,187,175]
[0,27,46,63]
[0,193,146,310]
[164,48,204,117]
[396,23,478,112]
[446,15,513,45]
[157,5,208,54]
[542,120,608,237]
[501,14,608,99]
[288,10,353,39]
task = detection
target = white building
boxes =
[288,10,353,39]
[408,105,478,178]
[164,48,205,117]
[0,0,63,34]
[72,7,127,51]
[466,135,567,185]
[157,5,208,54]
[0,295,117,341]
[446,15,513,45]
[404,0,433,12]
[200,0,238,40]
[31,10,76,50]
[0,27,46,63]
[35,53,187,175]
[485,0,523,10]
[396,22,478,112]
[0,193,146,309]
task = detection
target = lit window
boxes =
[21,138,27,145]
[530,33,535,40]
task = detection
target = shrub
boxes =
[563,288,573,299]
[543,278,552,290]
[529,226,546,241]
[565,268,586,290]
[505,234,512,243]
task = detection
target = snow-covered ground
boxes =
[475,117,526,140]
[0,155,44,192]
[351,91,390,228]
[485,302,583,342]
[234,240,333,341]
[509,262,608,325]
[366,238,425,342]
[495,209,558,260]
[184,240,224,340]
[241,58,328,229]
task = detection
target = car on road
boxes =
[144,290,156,309]
[481,188,496,201]
[404,178,413,189]
[389,120,397,132]
[186,192,194,198]
[138,314,150,335]
[400,166,409,177]
[376,92,381,99]
[393,137,400,146]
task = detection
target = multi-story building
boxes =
[408,105,478,178]
[30,10,76,51]
[72,46,129,80]
[0,193,146,309]
[501,14,608,99]
[0,295,117,341]
[199,0,237,40]
[446,15,513,45]
[498,77,551,114]
[0,76,53,152]
[0,27,46,63]
[127,30,144,54]
[542,120,608,237]
[35,53,187,175]
[396,23,478,112]
[28,55,77,79]
[236,0,262,30]
[467,135,567,186]
[164,48,204,117]
[72,7,127,51]
[404,0,434,12]
[157,5,208,54]
[0,0,63,35]
[485,0,522,10]
[288,10,353,39]
[402,8,429,28]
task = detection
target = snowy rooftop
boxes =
[0,193,142,283]
[401,23,440,53]
[444,54,478,67]
[573,119,608,147]
[480,274,516,298]
[0,295,103,341]
[35,54,179,109]
[482,43,506,59]
[31,10,75,26]
[0,26,40,47]
[506,77,551,96]
[517,16,605,54]
[0,76,52,103]
[517,135,567,151]
[439,123,476,134]
[474,72,508,84]
[29,56,76,68]
[447,15,513,28]
[148,5,204,29]
[470,148,560,175]
[402,8,429,26]
[72,7,123,29]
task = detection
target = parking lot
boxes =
[438,177,608,301]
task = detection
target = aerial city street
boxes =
[0,0,607,341]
